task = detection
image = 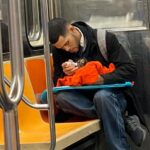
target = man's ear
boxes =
[68,25,75,32]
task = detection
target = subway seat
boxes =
[0,55,100,150]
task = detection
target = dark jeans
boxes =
[56,89,130,150]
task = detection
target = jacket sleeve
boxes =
[101,32,137,84]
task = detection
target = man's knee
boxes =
[56,92,64,101]
[93,89,113,105]
[55,91,70,105]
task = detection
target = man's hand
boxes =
[62,60,78,75]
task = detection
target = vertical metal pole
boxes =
[40,0,56,149]
[54,0,61,17]
[0,0,2,21]
[48,0,55,19]
[0,0,24,149]
[3,108,20,150]
[0,4,19,150]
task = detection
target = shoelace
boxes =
[126,117,139,131]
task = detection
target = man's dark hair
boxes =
[48,18,69,44]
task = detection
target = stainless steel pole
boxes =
[0,0,24,149]
[40,0,56,149]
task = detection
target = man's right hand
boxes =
[62,60,78,75]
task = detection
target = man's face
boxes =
[53,25,80,53]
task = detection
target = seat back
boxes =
[25,55,55,122]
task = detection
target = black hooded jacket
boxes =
[52,21,146,126]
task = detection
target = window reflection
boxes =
[24,0,43,47]
[60,0,148,31]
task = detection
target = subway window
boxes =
[59,0,149,31]
[24,0,43,47]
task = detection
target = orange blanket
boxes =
[56,61,115,86]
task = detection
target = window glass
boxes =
[60,0,149,31]
[25,0,43,47]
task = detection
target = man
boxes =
[48,17,146,149]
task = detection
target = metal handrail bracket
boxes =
[4,77,49,110]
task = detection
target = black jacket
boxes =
[52,21,146,126]
[52,21,136,85]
